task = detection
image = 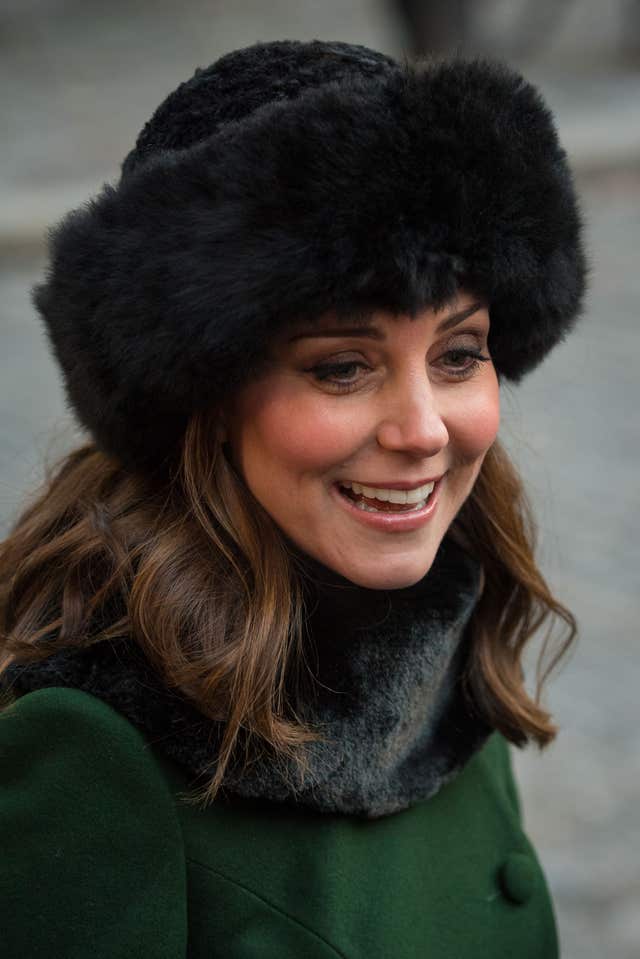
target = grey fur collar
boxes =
[5,535,491,819]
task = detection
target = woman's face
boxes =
[223,292,500,589]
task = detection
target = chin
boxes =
[337,553,437,591]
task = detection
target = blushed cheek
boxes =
[233,383,357,479]
[452,386,501,461]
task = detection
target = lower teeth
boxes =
[354,498,427,513]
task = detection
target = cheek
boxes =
[448,382,501,459]
[231,381,356,477]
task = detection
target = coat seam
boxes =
[186,855,350,959]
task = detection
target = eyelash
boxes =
[307,350,492,391]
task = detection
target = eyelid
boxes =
[302,347,371,365]
[296,323,489,364]
[442,325,488,344]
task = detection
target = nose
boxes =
[376,376,449,456]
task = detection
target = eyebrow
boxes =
[287,301,486,342]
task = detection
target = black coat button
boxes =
[498,853,538,905]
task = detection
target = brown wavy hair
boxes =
[0,409,577,804]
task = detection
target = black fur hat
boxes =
[34,39,587,472]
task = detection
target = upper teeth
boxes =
[341,480,435,504]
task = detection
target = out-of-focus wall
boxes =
[2,3,639,957]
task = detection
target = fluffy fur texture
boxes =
[4,534,489,819]
[34,40,587,471]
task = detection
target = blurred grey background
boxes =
[1,2,639,956]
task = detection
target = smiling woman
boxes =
[0,39,586,959]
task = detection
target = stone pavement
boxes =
[1,3,639,957]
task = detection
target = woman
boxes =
[0,39,586,958]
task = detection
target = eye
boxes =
[306,360,370,391]
[305,347,492,392]
[440,348,492,379]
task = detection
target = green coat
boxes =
[0,686,558,958]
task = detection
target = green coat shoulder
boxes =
[0,686,558,959]
[0,686,187,958]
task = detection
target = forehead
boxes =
[283,294,488,343]
[285,306,375,335]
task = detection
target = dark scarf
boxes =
[4,534,492,819]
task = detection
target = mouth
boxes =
[335,477,441,513]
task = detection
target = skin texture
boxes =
[223,292,500,589]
